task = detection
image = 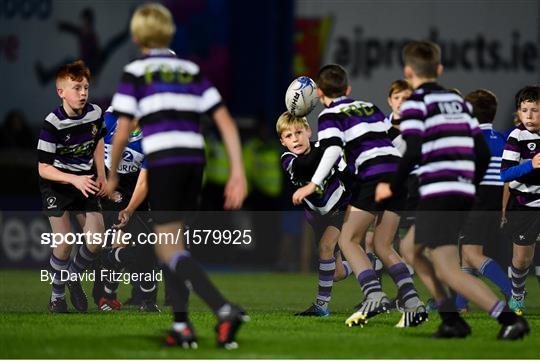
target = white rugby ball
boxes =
[285,76,319,117]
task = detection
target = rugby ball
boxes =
[285,76,319,117]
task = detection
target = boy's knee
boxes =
[319,245,334,258]
[54,248,71,260]
[461,249,472,266]
[86,243,102,254]
[333,272,345,282]
[512,255,533,269]
[339,232,364,246]
[401,249,414,266]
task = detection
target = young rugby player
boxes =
[93,107,159,312]
[375,40,529,339]
[105,3,248,349]
[37,60,106,313]
[277,111,352,316]
[454,89,511,312]
[501,85,540,315]
[292,64,426,328]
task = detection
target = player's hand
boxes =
[71,175,100,198]
[224,172,247,210]
[108,191,123,203]
[375,182,392,202]
[95,173,107,197]
[104,173,119,198]
[500,210,508,229]
[532,153,540,169]
[114,208,132,229]
[292,182,317,205]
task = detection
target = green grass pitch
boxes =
[0,270,538,358]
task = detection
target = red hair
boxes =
[55,60,91,85]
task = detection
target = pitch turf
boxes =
[0,270,538,359]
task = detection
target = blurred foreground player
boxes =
[376,40,529,340]
[454,89,511,311]
[105,3,248,349]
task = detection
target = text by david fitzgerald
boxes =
[40,269,163,285]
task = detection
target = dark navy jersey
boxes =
[317,97,401,182]
[37,103,105,175]
[281,142,349,215]
[399,83,480,199]
[111,48,222,168]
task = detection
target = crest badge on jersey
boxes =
[46,196,57,209]
[91,124,98,136]
[527,142,536,151]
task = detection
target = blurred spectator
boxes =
[201,128,231,210]
[35,7,129,85]
[244,117,283,210]
[0,110,36,149]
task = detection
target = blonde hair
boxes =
[131,3,176,49]
[276,111,309,137]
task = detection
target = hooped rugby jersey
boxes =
[37,103,105,175]
[399,83,481,199]
[317,97,401,182]
[501,124,540,207]
[281,142,349,215]
[111,48,222,168]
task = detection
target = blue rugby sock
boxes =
[479,258,511,298]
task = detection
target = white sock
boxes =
[173,322,188,333]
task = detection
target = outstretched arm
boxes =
[93,138,106,196]
[292,145,341,205]
[115,168,148,228]
[375,134,422,203]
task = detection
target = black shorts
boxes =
[399,174,420,229]
[506,202,540,246]
[39,178,101,217]
[415,196,473,248]
[460,186,503,246]
[349,179,406,215]
[147,164,203,225]
[305,208,345,242]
